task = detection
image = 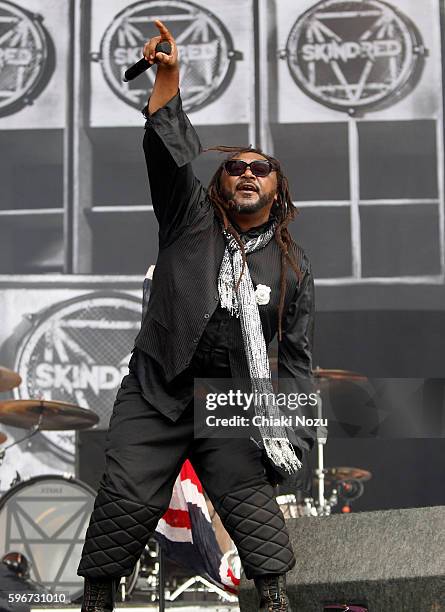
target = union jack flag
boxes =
[154,459,240,594]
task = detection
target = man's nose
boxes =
[241,166,254,177]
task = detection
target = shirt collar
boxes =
[231,213,277,239]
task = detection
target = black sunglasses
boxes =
[223,159,274,177]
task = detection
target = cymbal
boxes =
[0,431,6,444]
[313,368,368,383]
[0,366,22,392]
[315,466,372,485]
[0,399,99,431]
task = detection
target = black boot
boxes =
[254,573,293,612]
[81,577,120,612]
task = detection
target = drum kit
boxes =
[0,363,373,603]
[276,366,372,518]
[0,365,100,600]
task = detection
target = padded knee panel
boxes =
[77,490,163,578]
[216,483,296,579]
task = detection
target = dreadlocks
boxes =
[205,145,304,342]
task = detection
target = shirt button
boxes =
[214,295,219,301]
[193,337,199,343]
[204,313,210,319]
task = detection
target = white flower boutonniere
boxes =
[255,284,271,305]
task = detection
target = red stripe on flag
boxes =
[227,567,240,586]
[180,459,203,493]
[163,508,192,529]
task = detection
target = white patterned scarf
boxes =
[218,221,302,474]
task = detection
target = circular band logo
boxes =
[98,0,239,113]
[285,0,427,113]
[0,0,54,116]
[13,292,141,460]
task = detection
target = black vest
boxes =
[133,197,305,384]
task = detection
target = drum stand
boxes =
[159,542,165,612]
[0,416,42,469]
[312,388,337,517]
[315,388,327,512]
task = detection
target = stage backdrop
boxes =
[0,0,444,510]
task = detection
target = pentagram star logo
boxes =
[0,0,52,116]
[285,0,427,113]
[0,477,95,599]
[98,0,240,113]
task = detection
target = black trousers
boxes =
[77,368,295,580]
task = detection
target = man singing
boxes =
[78,19,315,612]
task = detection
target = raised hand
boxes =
[143,19,178,69]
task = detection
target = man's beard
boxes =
[223,188,275,215]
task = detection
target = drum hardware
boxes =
[2,551,31,579]
[159,539,166,612]
[0,400,99,597]
[0,421,43,468]
[313,368,368,387]
[337,479,366,513]
[300,488,339,517]
[312,367,330,515]
[1,551,49,596]
[276,493,307,518]
[302,474,369,516]
[320,467,371,484]
[0,366,22,392]
[115,541,167,603]
[0,399,99,466]
[0,475,96,600]
[117,560,140,602]
[0,399,99,431]
[317,489,338,516]
[9,471,21,489]
[125,539,239,605]
[118,541,161,603]
[312,368,370,516]
[302,497,318,517]
[166,574,237,603]
[312,467,371,513]
[276,492,338,518]
[326,489,338,514]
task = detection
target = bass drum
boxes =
[0,475,95,601]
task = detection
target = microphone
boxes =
[123,41,172,82]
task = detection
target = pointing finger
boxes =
[154,19,174,42]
